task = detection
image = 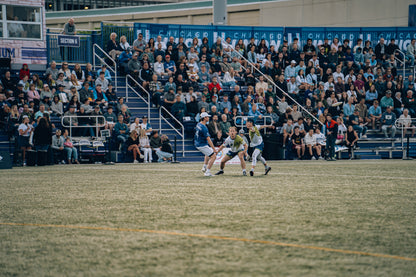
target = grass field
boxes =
[1,160,415,276]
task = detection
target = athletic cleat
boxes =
[201,166,207,173]
[243,171,247,176]
[250,170,254,176]
[204,172,213,177]
[265,166,271,175]
[215,170,224,175]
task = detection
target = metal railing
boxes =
[395,117,416,159]
[394,49,406,77]
[159,106,185,157]
[61,115,107,138]
[222,39,323,126]
[234,115,273,134]
[125,74,151,120]
[46,32,94,65]
[92,43,118,90]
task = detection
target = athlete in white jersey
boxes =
[246,118,272,176]
[215,127,248,176]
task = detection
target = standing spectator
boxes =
[381,106,397,138]
[149,74,164,108]
[18,115,33,166]
[114,114,129,150]
[139,129,152,163]
[33,117,52,152]
[325,114,338,161]
[171,95,187,122]
[375,38,386,62]
[61,18,76,61]
[406,38,416,67]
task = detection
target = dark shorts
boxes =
[19,136,30,148]
[226,149,243,158]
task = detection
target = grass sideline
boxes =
[1,160,415,276]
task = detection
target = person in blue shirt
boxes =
[96,64,112,82]
[118,49,132,75]
[194,112,217,177]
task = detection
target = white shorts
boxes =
[196,145,214,157]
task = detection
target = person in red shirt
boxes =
[19,63,30,80]
[208,76,222,93]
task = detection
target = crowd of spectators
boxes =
[2,29,416,163]
[106,32,416,159]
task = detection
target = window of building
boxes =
[1,4,43,40]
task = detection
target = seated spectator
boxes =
[63,105,78,133]
[62,129,79,164]
[149,74,164,108]
[1,71,17,91]
[381,106,397,138]
[154,43,165,61]
[368,100,382,129]
[19,63,30,80]
[163,88,176,113]
[207,114,221,137]
[72,63,85,84]
[398,109,415,137]
[345,124,359,159]
[208,76,222,93]
[304,128,321,160]
[118,49,132,75]
[51,129,65,164]
[129,117,141,134]
[50,96,62,117]
[157,135,173,162]
[380,90,394,112]
[128,52,141,79]
[95,72,109,92]
[105,83,118,107]
[45,61,59,80]
[119,104,131,124]
[126,130,144,163]
[186,95,199,118]
[97,65,112,83]
[219,113,231,137]
[114,114,129,149]
[281,118,294,146]
[150,130,162,160]
[27,83,40,106]
[103,106,117,133]
[106,32,122,60]
[138,62,153,90]
[93,84,108,108]
[171,95,187,122]
[349,109,368,138]
[291,126,305,159]
[164,55,176,76]
[365,85,378,106]
[248,104,262,123]
[153,55,166,77]
[140,115,152,136]
[85,63,96,82]
[79,82,94,105]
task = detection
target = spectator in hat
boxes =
[63,105,78,134]
[103,106,117,133]
[164,55,176,76]
[118,48,132,75]
[380,90,394,112]
[93,84,108,107]
[381,106,397,138]
[284,60,296,81]
[128,52,141,79]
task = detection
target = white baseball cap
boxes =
[200,112,211,119]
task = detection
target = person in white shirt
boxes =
[304,128,321,159]
[18,115,33,166]
[153,55,166,76]
[398,109,415,137]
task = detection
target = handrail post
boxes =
[125,75,129,102]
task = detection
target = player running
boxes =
[194,112,217,177]
[246,118,272,176]
[215,126,248,176]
